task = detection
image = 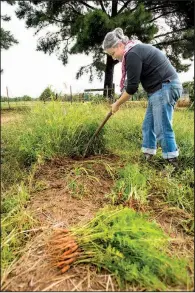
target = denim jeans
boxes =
[141,78,183,159]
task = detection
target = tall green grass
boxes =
[2,102,108,172]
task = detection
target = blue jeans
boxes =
[141,79,183,159]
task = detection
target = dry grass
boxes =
[176,97,191,108]
[1,111,23,124]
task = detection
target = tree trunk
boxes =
[112,0,118,16]
[103,0,119,101]
[103,55,118,100]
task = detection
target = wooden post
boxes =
[70,85,72,104]
[6,86,11,109]
[112,83,115,103]
[106,85,108,99]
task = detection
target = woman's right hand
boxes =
[111,102,120,114]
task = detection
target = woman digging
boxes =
[102,28,183,167]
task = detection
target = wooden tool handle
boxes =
[93,110,112,137]
[82,110,112,158]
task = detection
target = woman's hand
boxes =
[111,102,120,114]
[111,91,132,114]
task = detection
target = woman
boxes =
[102,28,183,165]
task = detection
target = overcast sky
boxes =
[1,1,194,98]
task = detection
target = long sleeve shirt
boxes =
[125,43,178,95]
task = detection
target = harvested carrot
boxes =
[60,244,79,259]
[56,260,66,268]
[56,241,76,251]
[50,236,75,244]
[50,240,76,247]
[53,234,72,240]
[63,257,76,265]
[55,228,69,233]
[61,265,70,273]
[60,248,72,257]
[62,251,80,260]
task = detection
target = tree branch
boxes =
[149,10,178,23]
[117,0,132,15]
[145,4,173,13]
[154,27,187,39]
[69,4,82,15]
[98,0,107,14]
[79,0,96,10]
[48,16,64,23]
[154,37,190,47]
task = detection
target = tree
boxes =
[139,1,194,72]
[21,95,32,101]
[1,0,18,50]
[182,80,194,103]
[1,0,18,73]
[14,1,194,98]
[39,86,55,103]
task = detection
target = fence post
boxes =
[6,86,11,109]
[70,85,72,104]
[112,83,115,103]
[106,85,108,99]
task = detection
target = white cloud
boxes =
[1,2,194,98]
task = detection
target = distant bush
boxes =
[39,86,55,102]
[182,80,194,103]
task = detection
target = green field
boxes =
[1,101,194,291]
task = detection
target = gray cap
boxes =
[102,28,129,50]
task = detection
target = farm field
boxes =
[1,101,194,291]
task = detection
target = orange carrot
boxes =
[60,244,79,259]
[62,251,80,260]
[61,265,70,273]
[69,244,79,253]
[49,238,75,245]
[63,258,76,265]
[56,260,66,268]
[55,228,69,233]
[60,249,72,257]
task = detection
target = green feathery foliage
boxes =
[70,205,191,291]
[109,163,148,204]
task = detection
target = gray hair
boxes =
[102,28,129,50]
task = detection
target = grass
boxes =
[108,163,148,206]
[1,100,194,290]
[1,183,37,271]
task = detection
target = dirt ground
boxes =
[2,155,194,292]
[1,110,23,124]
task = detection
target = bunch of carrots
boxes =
[46,206,191,291]
[47,228,80,273]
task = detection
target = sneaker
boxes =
[166,157,178,168]
[143,153,154,161]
